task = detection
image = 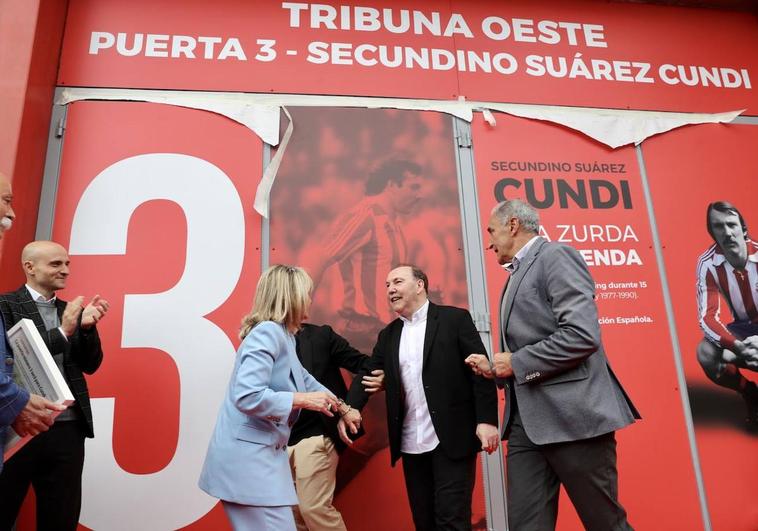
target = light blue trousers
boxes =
[222,501,296,531]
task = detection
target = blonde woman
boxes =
[199,265,341,530]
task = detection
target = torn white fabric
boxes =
[482,109,497,127]
[474,102,744,149]
[57,88,281,146]
[254,107,293,218]
[56,88,474,134]
[56,88,473,219]
[55,87,744,218]
[57,87,743,149]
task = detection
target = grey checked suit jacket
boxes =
[0,286,103,438]
[499,237,640,445]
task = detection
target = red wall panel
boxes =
[643,123,758,531]
[472,113,704,530]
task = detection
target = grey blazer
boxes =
[500,237,640,445]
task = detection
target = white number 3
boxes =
[70,153,245,530]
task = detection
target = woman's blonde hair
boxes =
[239,265,313,339]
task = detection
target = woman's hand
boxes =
[293,391,340,416]
[337,409,362,446]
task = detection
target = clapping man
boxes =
[0,240,108,531]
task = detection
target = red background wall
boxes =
[2,1,757,530]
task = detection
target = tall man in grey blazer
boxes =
[466,199,640,531]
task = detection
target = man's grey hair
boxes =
[491,199,540,234]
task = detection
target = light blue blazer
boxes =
[199,321,328,506]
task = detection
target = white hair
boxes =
[491,199,540,233]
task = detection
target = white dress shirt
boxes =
[26,284,56,303]
[504,235,540,274]
[398,300,440,454]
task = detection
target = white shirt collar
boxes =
[25,284,56,303]
[400,299,429,324]
[504,235,540,273]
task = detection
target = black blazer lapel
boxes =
[388,319,403,385]
[56,298,66,320]
[15,286,48,334]
[295,328,314,373]
[422,302,439,368]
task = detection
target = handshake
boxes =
[335,369,384,445]
[292,370,384,446]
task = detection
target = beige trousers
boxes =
[287,435,347,531]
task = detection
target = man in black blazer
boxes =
[341,264,499,531]
[288,323,383,531]
[0,240,108,531]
